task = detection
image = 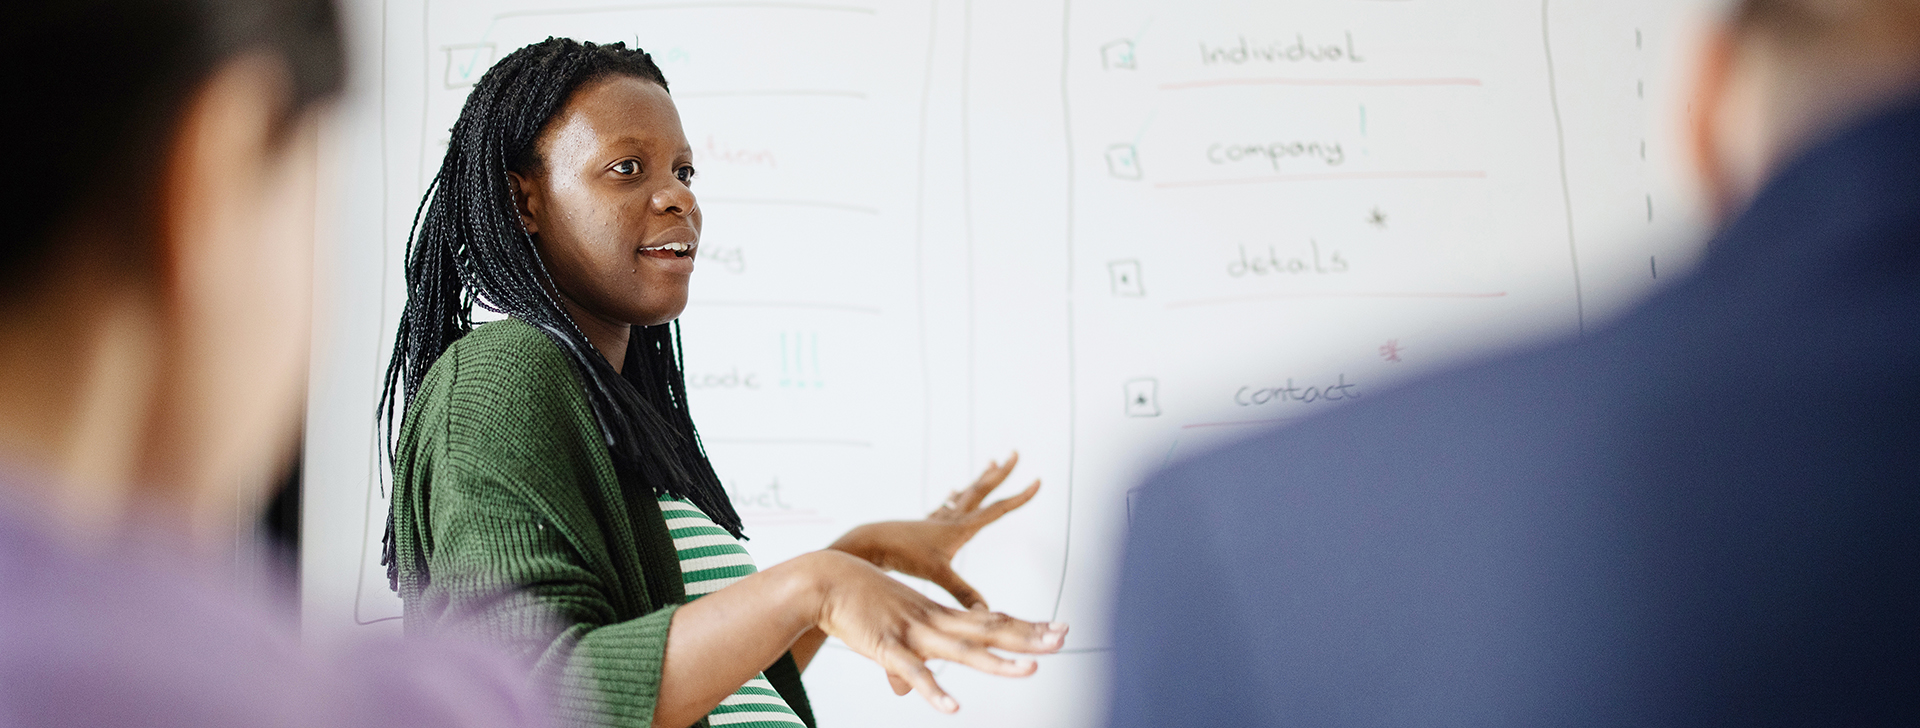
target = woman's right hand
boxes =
[801,550,1068,713]
[656,549,1067,726]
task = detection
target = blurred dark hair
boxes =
[1735,0,1920,46]
[0,0,344,292]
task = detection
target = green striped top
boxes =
[660,496,809,728]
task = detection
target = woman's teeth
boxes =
[640,242,694,255]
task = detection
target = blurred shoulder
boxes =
[0,493,549,728]
[1150,335,1603,512]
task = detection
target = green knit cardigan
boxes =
[390,318,814,728]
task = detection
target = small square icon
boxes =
[1105,144,1143,180]
[1108,259,1146,297]
[443,43,497,89]
[1124,378,1161,418]
[1101,39,1136,70]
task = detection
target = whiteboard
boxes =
[304,1,1714,726]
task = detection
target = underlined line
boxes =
[494,2,876,21]
[1166,291,1508,309]
[741,515,837,526]
[1161,77,1483,90]
[705,437,873,448]
[1157,170,1487,188]
[679,89,868,99]
[686,300,884,314]
[700,197,881,215]
[1181,418,1298,430]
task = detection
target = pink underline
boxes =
[742,516,837,526]
[1160,77,1483,90]
[1182,418,1295,430]
[1166,291,1509,309]
[1157,170,1487,188]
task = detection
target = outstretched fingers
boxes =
[928,564,988,612]
[932,607,1069,655]
[886,673,912,696]
[970,480,1041,527]
[906,627,1041,678]
[946,452,1021,514]
[878,640,958,713]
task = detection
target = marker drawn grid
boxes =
[1044,0,1602,639]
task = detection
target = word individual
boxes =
[1199,33,1367,65]
[1208,140,1346,171]
[1235,374,1360,407]
[1228,240,1349,276]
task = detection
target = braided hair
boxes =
[379,38,742,588]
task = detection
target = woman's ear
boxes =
[506,170,542,234]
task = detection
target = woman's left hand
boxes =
[829,452,1040,611]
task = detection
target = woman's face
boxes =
[512,74,699,328]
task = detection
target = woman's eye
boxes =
[613,160,639,175]
[677,166,696,184]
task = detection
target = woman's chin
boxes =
[633,295,690,327]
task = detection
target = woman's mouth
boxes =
[638,241,696,259]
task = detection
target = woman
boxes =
[380,38,1065,728]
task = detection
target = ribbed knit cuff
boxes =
[552,604,679,728]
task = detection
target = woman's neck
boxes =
[556,295,632,373]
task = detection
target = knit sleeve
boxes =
[393,320,680,728]
[418,452,677,728]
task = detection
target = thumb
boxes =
[887,673,913,696]
[929,564,988,612]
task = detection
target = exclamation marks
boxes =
[779,332,825,388]
[1637,28,1654,231]
[1638,29,1647,170]
[1359,104,1370,160]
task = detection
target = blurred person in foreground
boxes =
[0,2,547,726]
[1112,0,1919,725]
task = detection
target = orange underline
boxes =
[1166,291,1509,309]
[1157,170,1487,188]
[1160,77,1483,90]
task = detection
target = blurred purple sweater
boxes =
[0,487,552,728]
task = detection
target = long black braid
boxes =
[379,38,742,589]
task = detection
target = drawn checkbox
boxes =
[1105,143,1143,180]
[1101,39,1136,70]
[443,43,497,89]
[1125,378,1161,418]
[1108,259,1146,297]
